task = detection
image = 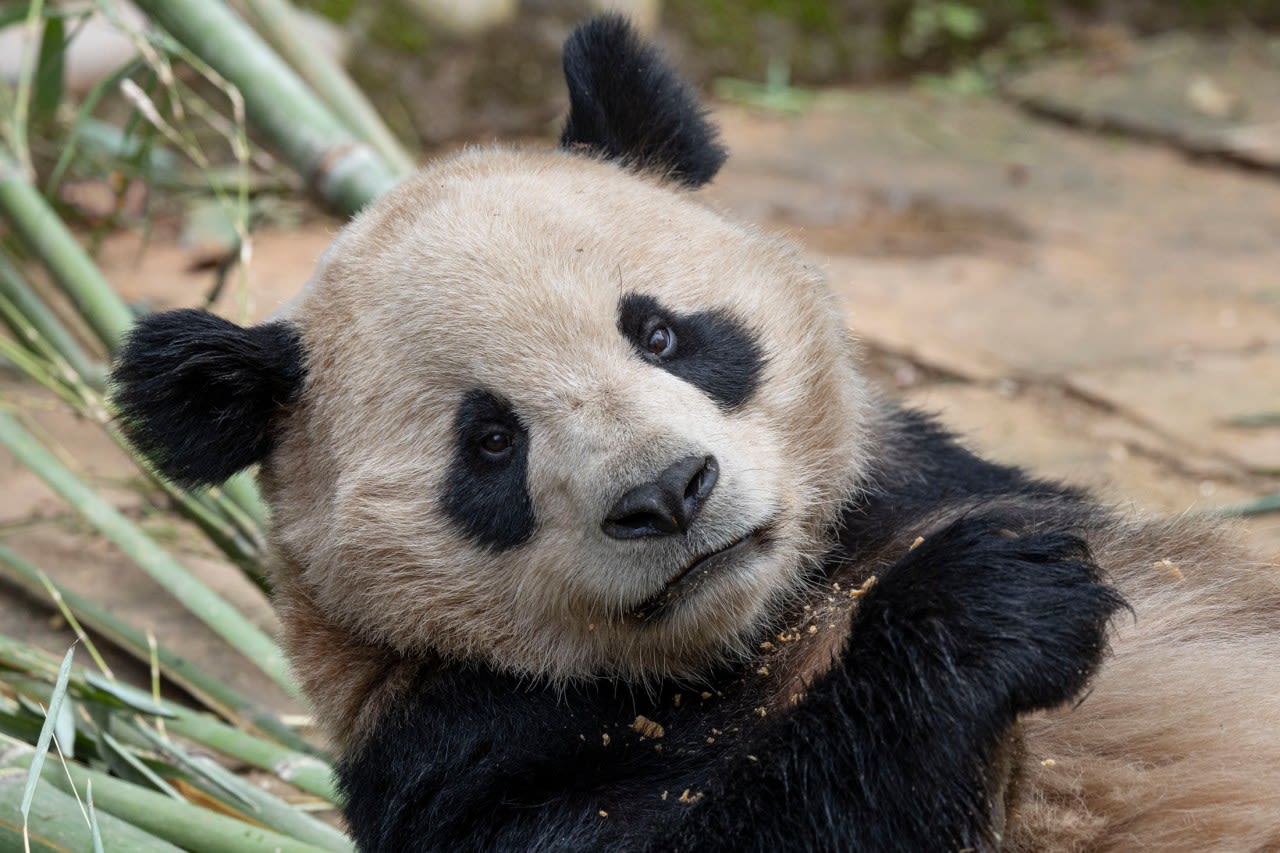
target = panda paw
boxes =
[863,517,1127,718]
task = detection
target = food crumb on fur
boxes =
[633,715,665,739]
[1153,558,1185,582]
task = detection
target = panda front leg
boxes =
[664,515,1125,853]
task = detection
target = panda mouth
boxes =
[630,526,770,621]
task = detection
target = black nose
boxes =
[602,455,719,540]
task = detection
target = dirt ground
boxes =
[1,85,1278,713]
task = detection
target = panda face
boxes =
[258,148,873,682]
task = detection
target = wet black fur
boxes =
[339,408,1125,852]
[111,309,305,487]
[560,16,727,188]
[617,293,766,411]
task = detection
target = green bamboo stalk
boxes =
[1215,493,1280,518]
[3,738,333,853]
[0,546,319,757]
[0,251,102,386]
[0,412,296,697]
[241,0,416,176]
[0,765,184,853]
[159,707,337,802]
[0,151,135,353]
[0,637,335,799]
[128,725,347,849]
[131,0,400,215]
[218,472,270,537]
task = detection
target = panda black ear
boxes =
[110,309,306,488]
[559,15,727,189]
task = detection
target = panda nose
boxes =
[602,455,719,540]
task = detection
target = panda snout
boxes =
[601,455,718,540]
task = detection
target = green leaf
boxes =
[99,729,184,801]
[20,646,74,825]
[88,779,105,853]
[33,15,65,126]
[83,671,176,718]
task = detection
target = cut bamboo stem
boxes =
[241,0,416,176]
[131,0,401,215]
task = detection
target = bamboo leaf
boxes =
[83,672,174,718]
[99,729,184,801]
[88,779,105,853]
[19,646,74,826]
[33,16,65,126]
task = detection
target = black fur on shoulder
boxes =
[110,309,306,487]
[560,15,727,188]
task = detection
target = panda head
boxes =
[112,17,875,684]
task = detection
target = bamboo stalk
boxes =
[0,764,184,853]
[0,251,102,386]
[3,738,333,853]
[128,725,348,849]
[1216,493,1280,518]
[0,547,319,757]
[0,412,296,697]
[0,152,135,353]
[131,0,400,215]
[0,637,336,801]
[240,0,416,176]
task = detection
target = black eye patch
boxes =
[617,293,766,410]
[442,390,535,551]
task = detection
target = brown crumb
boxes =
[700,691,712,700]
[1153,558,1185,582]
[633,715,665,739]
[754,706,768,717]
[850,575,879,598]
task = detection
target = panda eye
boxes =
[478,430,514,459]
[643,322,676,360]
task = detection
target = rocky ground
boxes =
[2,50,1277,713]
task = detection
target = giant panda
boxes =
[110,16,1280,852]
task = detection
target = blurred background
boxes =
[0,1,1277,848]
